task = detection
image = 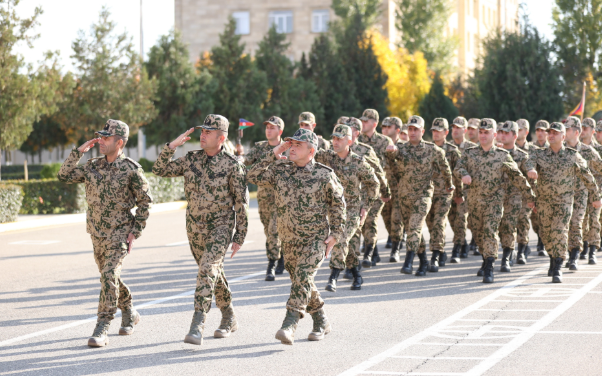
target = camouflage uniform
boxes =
[315,125,380,270]
[57,120,152,323]
[454,119,535,260]
[515,138,538,246]
[299,112,330,150]
[247,129,345,318]
[580,118,602,248]
[381,118,406,244]
[152,115,249,314]
[223,138,236,154]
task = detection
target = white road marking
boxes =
[391,356,487,360]
[9,240,60,245]
[0,271,264,347]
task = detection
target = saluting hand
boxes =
[169,128,195,150]
[273,141,290,160]
[77,138,100,153]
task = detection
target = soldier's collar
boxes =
[297,159,315,172]
[479,144,496,154]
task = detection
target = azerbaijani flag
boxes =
[239,118,255,130]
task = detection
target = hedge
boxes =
[0,185,24,223]
[144,174,185,204]
[1,164,46,180]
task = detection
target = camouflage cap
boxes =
[337,116,350,125]
[582,117,596,128]
[95,119,129,138]
[565,116,581,130]
[431,118,449,131]
[284,128,319,150]
[400,124,409,134]
[596,120,602,132]
[468,118,481,129]
[535,120,550,130]
[480,118,497,131]
[548,121,565,133]
[331,124,352,138]
[360,109,379,122]
[346,117,362,131]
[499,121,518,133]
[407,115,425,129]
[263,115,285,129]
[452,116,468,128]
[516,119,529,130]
[298,111,316,125]
[382,116,402,129]
[196,114,229,132]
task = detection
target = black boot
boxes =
[325,269,341,292]
[477,255,485,276]
[589,244,598,265]
[343,268,353,280]
[568,248,579,271]
[372,245,381,265]
[580,241,589,260]
[470,237,479,255]
[389,241,400,262]
[415,252,429,276]
[460,239,469,258]
[483,257,495,283]
[516,244,527,264]
[350,266,363,290]
[537,236,546,256]
[401,251,415,274]
[552,257,563,283]
[509,248,516,266]
[548,255,554,277]
[450,243,461,263]
[429,250,441,272]
[265,259,276,281]
[362,244,374,268]
[439,251,448,267]
[275,254,285,275]
[524,244,532,258]
[385,236,392,249]
[500,248,512,272]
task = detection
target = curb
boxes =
[0,201,188,234]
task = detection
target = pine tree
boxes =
[418,72,458,129]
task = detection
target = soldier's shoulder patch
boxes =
[315,162,334,172]
[124,157,142,168]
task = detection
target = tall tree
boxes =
[396,0,458,75]
[552,0,602,116]
[66,7,157,145]
[418,72,458,128]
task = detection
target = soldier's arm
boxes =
[152,144,186,177]
[57,149,86,183]
[358,160,380,210]
[325,173,346,244]
[586,149,602,180]
[575,153,601,201]
[246,150,277,187]
[451,149,463,198]
[242,145,259,166]
[503,155,535,203]
[129,168,153,239]
[435,148,454,190]
[313,149,333,166]
[368,149,390,198]
[230,163,250,245]
[454,152,470,180]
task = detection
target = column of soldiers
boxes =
[60,109,602,349]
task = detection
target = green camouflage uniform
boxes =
[247,129,346,318]
[57,119,152,322]
[152,115,249,314]
[448,137,477,245]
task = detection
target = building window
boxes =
[312,9,329,33]
[232,12,250,35]
[269,11,293,34]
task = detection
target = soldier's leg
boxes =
[585,196,601,264]
[538,202,572,260]
[362,199,386,246]
[382,199,393,236]
[517,204,532,245]
[331,208,360,270]
[284,240,325,318]
[391,196,404,243]
[568,190,587,251]
[499,195,522,251]
[259,198,280,261]
[427,194,452,252]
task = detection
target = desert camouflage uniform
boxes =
[516,140,538,244]
[448,139,478,245]
[580,119,602,246]
[58,120,152,322]
[382,139,406,242]
[223,138,236,154]
[298,111,330,150]
[247,130,346,318]
[152,119,249,314]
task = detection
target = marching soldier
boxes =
[58,120,152,347]
[153,114,249,346]
[247,128,346,345]
[465,118,481,254]
[298,111,331,150]
[530,120,551,256]
[578,118,602,256]
[515,119,536,262]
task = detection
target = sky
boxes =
[13,0,555,73]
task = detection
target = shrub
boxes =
[144,173,185,203]
[40,163,63,179]
[0,164,46,180]
[0,185,24,223]
[2,179,87,214]
[138,158,154,172]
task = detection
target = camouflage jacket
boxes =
[530,145,600,203]
[433,142,463,198]
[223,139,236,155]
[317,136,330,151]
[152,144,249,245]
[384,140,405,191]
[351,140,390,198]
[386,140,453,198]
[243,140,284,202]
[246,152,346,244]
[565,142,602,192]
[358,131,393,168]
[503,146,536,199]
[57,150,152,240]
[454,145,535,203]
[452,139,478,154]
[516,140,536,154]
[315,149,380,210]
[531,140,550,149]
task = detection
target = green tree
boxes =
[396,0,458,75]
[418,72,458,129]
[66,7,157,145]
[144,30,214,146]
[331,0,382,30]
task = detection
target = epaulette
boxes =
[514,148,529,156]
[316,162,333,172]
[423,141,434,145]
[357,141,374,151]
[445,141,459,149]
[255,140,268,146]
[465,145,479,152]
[224,150,243,163]
[88,156,103,162]
[125,157,142,168]
[565,147,578,153]
[186,149,203,155]
[496,148,510,154]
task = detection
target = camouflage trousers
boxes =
[331,207,361,270]
[448,191,468,245]
[399,195,431,254]
[91,235,132,322]
[258,196,281,261]
[531,209,541,236]
[361,199,385,247]
[583,195,602,244]
[283,239,326,318]
[499,194,523,250]
[538,198,573,260]
[425,194,452,251]
[568,189,588,250]
[382,193,404,242]
[516,203,533,245]
[186,214,233,313]
[469,195,503,260]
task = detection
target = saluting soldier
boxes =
[153,114,249,346]
[58,120,152,347]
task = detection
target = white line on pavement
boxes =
[0,271,264,347]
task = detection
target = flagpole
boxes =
[581,81,586,121]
